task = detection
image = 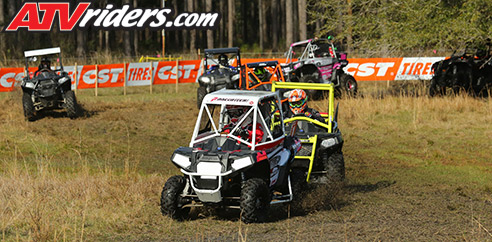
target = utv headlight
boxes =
[199,76,211,84]
[321,138,338,148]
[232,157,253,171]
[24,82,35,89]
[172,153,191,168]
[58,77,70,84]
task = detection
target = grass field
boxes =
[0,83,491,241]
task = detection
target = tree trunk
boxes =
[105,31,110,53]
[7,0,16,53]
[181,0,188,52]
[280,0,286,43]
[271,0,279,51]
[122,0,132,56]
[0,0,5,53]
[259,0,264,51]
[206,0,213,49]
[76,30,86,59]
[188,0,196,53]
[241,0,247,43]
[227,0,234,47]
[298,0,307,41]
[347,0,353,53]
[133,0,139,55]
[219,0,226,47]
[286,0,293,47]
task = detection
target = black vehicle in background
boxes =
[21,47,78,121]
[196,47,242,108]
[430,41,492,97]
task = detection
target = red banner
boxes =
[0,57,446,92]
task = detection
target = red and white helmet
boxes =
[288,89,307,115]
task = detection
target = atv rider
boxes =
[34,58,54,77]
[210,54,237,72]
[286,89,326,123]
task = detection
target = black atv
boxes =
[21,47,78,121]
[196,47,241,108]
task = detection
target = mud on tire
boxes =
[160,175,190,220]
[64,90,78,119]
[22,91,35,121]
[240,178,270,223]
[322,151,345,182]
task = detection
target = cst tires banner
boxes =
[0,57,446,92]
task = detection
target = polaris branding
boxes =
[4,2,221,32]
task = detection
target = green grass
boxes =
[0,82,491,241]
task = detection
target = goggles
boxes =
[289,99,306,108]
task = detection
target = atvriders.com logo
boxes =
[3,1,221,32]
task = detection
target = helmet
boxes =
[254,67,266,79]
[226,105,247,118]
[40,57,51,70]
[218,54,228,66]
[288,89,307,115]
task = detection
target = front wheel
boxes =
[240,178,270,223]
[22,92,35,121]
[340,74,358,97]
[64,90,78,119]
[197,86,208,109]
[322,151,345,182]
[160,176,190,220]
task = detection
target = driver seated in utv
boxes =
[285,89,326,123]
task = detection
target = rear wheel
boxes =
[197,86,207,109]
[240,178,270,223]
[64,90,78,119]
[322,151,345,182]
[160,176,190,220]
[22,92,35,121]
[299,75,321,99]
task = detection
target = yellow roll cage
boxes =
[271,81,336,182]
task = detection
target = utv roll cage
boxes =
[24,47,64,80]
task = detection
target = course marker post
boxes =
[95,65,98,97]
[176,59,179,93]
[74,62,78,94]
[150,61,154,94]
[123,63,127,96]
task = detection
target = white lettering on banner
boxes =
[344,63,358,76]
[0,73,24,88]
[376,63,395,76]
[344,62,396,77]
[358,63,376,77]
[98,68,124,83]
[157,66,172,79]
[395,57,445,80]
[83,70,96,84]
[156,64,196,80]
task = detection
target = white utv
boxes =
[160,90,302,223]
